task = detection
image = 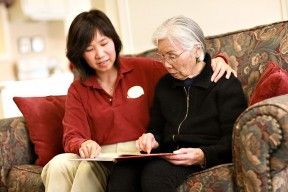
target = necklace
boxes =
[97,79,115,95]
[97,69,118,96]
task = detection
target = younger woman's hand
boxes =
[79,140,101,158]
[211,57,237,82]
[136,133,159,154]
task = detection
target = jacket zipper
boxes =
[173,86,190,148]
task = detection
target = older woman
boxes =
[108,16,247,192]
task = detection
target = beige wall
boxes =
[0,3,11,62]
[115,0,286,54]
[0,6,5,54]
[9,21,67,66]
[0,0,287,80]
[0,1,68,81]
[0,20,67,81]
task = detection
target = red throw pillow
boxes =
[249,62,288,105]
[13,95,66,166]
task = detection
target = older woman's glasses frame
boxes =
[156,51,185,64]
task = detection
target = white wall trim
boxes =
[0,4,11,62]
[116,0,134,54]
[280,0,288,20]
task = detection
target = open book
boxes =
[71,152,175,162]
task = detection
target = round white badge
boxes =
[127,86,144,98]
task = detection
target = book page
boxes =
[70,153,125,161]
[70,152,175,161]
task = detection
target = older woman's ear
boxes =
[194,45,203,61]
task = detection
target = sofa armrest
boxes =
[0,117,34,187]
[233,94,288,191]
[178,163,235,191]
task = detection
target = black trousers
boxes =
[107,158,201,192]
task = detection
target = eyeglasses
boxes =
[156,51,185,64]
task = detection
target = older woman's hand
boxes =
[164,148,205,166]
[211,57,237,82]
[136,133,159,154]
[79,140,101,158]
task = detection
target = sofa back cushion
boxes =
[205,21,288,99]
[13,95,66,166]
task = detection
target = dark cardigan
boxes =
[148,53,247,168]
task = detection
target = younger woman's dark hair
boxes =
[66,9,122,79]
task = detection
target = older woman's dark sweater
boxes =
[148,54,247,168]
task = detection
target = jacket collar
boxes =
[172,53,214,89]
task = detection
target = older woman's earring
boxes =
[196,57,200,63]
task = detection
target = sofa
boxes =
[1,20,288,192]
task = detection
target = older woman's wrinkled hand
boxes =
[164,148,205,166]
[136,133,159,154]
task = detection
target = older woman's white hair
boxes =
[152,15,206,61]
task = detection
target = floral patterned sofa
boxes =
[1,20,288,192]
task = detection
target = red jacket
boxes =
[63,57,166,154]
